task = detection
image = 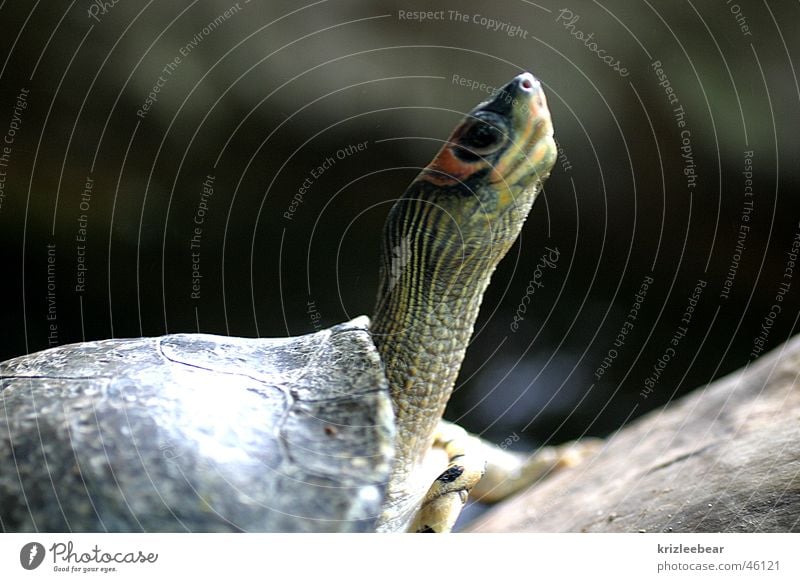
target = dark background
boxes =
[0,0,797,449]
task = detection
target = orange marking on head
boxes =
[423,145,484,186]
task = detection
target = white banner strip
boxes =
[1,533,797,581]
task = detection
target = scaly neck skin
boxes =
[370,182,539,479]
[371,250,490,476]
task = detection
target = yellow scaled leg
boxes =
[470,435,603,503]
[409,422,485,533]
[410,421,602,532]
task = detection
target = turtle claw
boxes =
[409,423,485,533]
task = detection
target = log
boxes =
[468,336,800,533]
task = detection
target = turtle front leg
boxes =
[469,432,603,503]
[410,421,602,532]
[408,422,485,533]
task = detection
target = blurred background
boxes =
[0,0,797,452]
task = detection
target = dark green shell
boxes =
[0,317,394,532]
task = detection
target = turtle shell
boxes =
[0,316,395,532]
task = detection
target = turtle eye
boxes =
[454,114,508,161]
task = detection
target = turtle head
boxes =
[381,72,557,278]
[419,72,556,246]
[424,72,556,195]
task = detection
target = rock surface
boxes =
[468,336,800,533]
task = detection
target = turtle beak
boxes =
[519,74,554,147]
[478,72,543,118]
[484,72,556,187]
[487,72,553,144]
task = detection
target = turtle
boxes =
[0,72,581,533]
